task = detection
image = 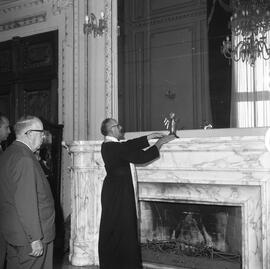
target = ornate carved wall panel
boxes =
[23,42,53,69]
[149,26,195,130]
[19,79,58,124]
[119,0,210,131]
[24,89,50,118]
[131,0,145,20]
[21,31,58,78]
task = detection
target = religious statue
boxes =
[164,112,179,138]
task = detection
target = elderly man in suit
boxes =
[0,113,11,269]
[0,115,55,269]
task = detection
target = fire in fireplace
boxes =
[140,201,242,269]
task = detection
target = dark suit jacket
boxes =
[0,141,55,246]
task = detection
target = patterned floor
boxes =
[54,257,187,269]
[54,254,99,269]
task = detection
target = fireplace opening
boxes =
[140,201,242,269]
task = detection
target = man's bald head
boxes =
[14,116,44,152]
[100,118,124,140]
[14,116,42,137]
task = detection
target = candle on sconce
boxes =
[84,11,107,37]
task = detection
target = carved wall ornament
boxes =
[0,0,44,15]
[23,42,53,69]
[72,1,80,138]
[104,0,113,118]
[0,0,20,6]
[0,12,46,32]
[24,90,51,119]
[50,0,73,15]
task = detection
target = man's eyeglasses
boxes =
[25,130,46,136]
[109,124,121,129]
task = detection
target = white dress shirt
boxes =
[104,136,119,143]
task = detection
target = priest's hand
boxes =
[147,133,166,140]
[154,134,176,150]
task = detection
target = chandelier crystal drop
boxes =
[221,0,270,66]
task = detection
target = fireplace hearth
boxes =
[140,201,241,269]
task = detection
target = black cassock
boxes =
[98,136,159,269]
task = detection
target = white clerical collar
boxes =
[16,139,32,151]
[104,136,119,142]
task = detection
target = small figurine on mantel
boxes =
[164,112,179,138]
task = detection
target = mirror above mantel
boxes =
[117,0,270,132]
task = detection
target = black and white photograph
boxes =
[0,1,270,269]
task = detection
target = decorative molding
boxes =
[0,0,43,15]
[104,0,112,118]
[50,0,73,15]
[73,1,79,138]
[0,12,46,32]
[149,0,198,14]
[0,0,20,6]
[133,10,206,28]
[60,1,73,126]
[61,13,68,126]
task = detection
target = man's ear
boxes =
[106,129,112,136]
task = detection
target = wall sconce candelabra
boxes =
[84,12,107,37]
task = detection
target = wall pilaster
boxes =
[72,0,88,140]
[87,0,118,140]
[66,141,104,266]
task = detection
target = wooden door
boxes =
[0,30,58,124]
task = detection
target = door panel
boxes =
[0,84,15,122]
[0,30,58,124]
[150,27,194,130]
[18,79,58,123]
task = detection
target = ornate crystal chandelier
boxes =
[221,0,270,66]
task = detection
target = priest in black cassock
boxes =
[98,118,175,269]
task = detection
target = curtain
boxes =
[230,32,270,128]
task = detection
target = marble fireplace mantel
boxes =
[65,128,270,268]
